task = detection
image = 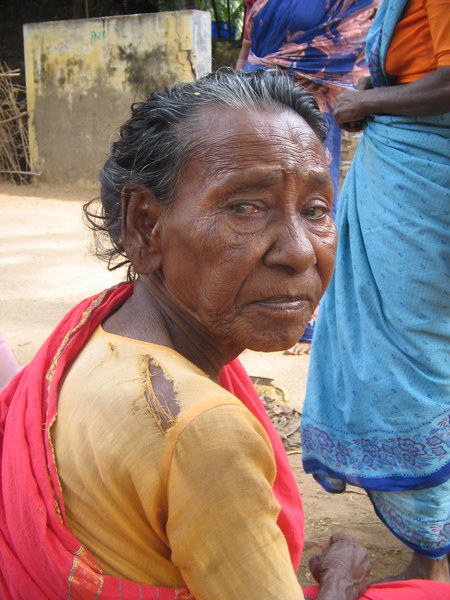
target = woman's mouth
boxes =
[253,296,312,313]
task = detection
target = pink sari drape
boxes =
[303,580,450,599]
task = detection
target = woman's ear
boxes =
[121,186,163,275]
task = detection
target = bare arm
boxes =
[334,65,450,129]
[235,39,251,71]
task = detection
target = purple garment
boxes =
[0,334,20,392]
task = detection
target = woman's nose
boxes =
[263,219,317,274]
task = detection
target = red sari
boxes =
[0,283,448,599]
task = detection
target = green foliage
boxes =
[157,0,184,9]
[196,0,245,39]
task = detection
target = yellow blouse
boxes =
[52,326,304,600]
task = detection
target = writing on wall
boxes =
[90,30,107,44]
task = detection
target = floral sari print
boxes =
[243,0,380,113]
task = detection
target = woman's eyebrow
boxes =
[311,172,333,185]
[224,169,332,188]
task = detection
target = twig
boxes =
[0,63,34,183]
[344,489,368,497]
[0,169,40,176]
[0,111,28,125]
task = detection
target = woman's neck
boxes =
[102,277,241,381]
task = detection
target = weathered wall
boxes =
[23,11,211,186]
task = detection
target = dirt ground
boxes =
[0,182,412,586]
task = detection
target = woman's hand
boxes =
[334,89,369,130]
[356,75,373,91]
[335,66,450,126]
[309,532,371,600]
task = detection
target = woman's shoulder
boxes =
[54,326,257,475]
[59,325,245,433]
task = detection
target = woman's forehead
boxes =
[193,104,318,140]
[186,105,326,171]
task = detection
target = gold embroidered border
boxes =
[67,545,104,600]
[46,290,109,521]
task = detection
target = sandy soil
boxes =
[0,182,411,585]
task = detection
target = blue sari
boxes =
[301,0,450,558]
[243,0,379,214]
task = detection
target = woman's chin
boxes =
[244,332,304,354]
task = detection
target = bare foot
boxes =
[283,342,311,355]
[382,552,449,583]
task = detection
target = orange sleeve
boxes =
[385,0,450,82]
[425,0,450,65]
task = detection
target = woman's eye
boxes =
[230,202,260,215]
[303,205,327,220]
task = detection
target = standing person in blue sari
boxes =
[301,0,450,582]
[236,0,379,353]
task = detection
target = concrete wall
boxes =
[23,11,211,186]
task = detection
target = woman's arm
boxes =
[235,39,251,71]
[165,405,370,600]
[334,65,450,128]
[166,404,304,600]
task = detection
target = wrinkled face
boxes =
[157,106,337,352]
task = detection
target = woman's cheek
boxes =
[317,230,338,284]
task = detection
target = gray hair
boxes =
[84,68,328,278]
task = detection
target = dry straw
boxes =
[0,64,37,184]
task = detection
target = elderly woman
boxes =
[1,70,448,600]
